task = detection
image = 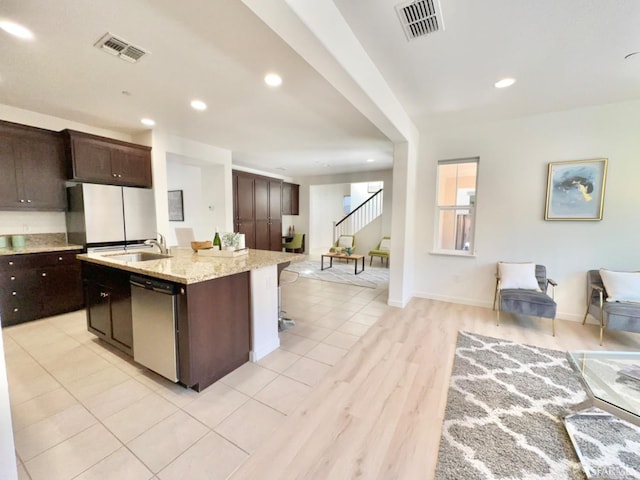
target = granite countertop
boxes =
[0,244,84,256]
[0,233,83,256]
[77,248,304,284]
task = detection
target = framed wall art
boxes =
[168,190,184,221]
[544,158,608,221]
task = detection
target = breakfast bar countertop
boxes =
[77,247,303,284]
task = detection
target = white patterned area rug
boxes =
[285,259,389,289]
[434,332,640,480]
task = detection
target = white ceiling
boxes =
[335,0,640,130]
[1,1,639,177]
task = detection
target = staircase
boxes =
[334,189,383,241]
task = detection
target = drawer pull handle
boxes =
[19,199,25,203]
[100,292,109,298]
[12,291,16,296]
[112,173,117,177]
[10,276,15,281]
[8,261,13,266]
[42,273,47,277]
[27,199,32,203]
[59,257,63,261]
[13,308,18,312]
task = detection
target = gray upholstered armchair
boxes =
[583,270,640,345]
[494,263,558,336]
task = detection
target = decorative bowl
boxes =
[191,240,212,252]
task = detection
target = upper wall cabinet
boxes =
[63,130,152,188]
[0,120,66,211]
[282,182,300,215]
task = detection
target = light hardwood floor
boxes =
[232,296,640,480]
[4,273,639,480]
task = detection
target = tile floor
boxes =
[3,267,390,480]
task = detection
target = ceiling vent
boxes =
[94,32,148,63]
[395,0,444,41]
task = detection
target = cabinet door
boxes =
[71,138,114,183]
[41,264,84,316]
[0,135,20,207]
[85,281,112,337]
[268,181,282,251]
[291,184,300,215]
[269,181,282,222]
[282,183,292,215]
[235,173,255,248]
[254,178,270,250]
[110,279,133,352]
[111,147,152,187]
[18,133,66,210]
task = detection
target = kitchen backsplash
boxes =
[0,211,66,235]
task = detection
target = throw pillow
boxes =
[599,269,640,303]
[379,238,391,251]
[498,262,541,291]
[338,236,353,248]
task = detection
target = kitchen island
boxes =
[77,248,302,392]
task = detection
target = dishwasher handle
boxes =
[130,275,179,295]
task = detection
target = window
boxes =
[435,158,478,254]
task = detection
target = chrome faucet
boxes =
[144,233,167,254]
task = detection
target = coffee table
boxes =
[565,351,640,478]
[566,351,640,426]
[321,253,365,275]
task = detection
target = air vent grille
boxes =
[95,33,148,63]
[395,0,444,41]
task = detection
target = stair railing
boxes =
[333,189,383,242]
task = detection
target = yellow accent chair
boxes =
[368,237,390,266]
[283,233,305,253]
[329,235,356,254]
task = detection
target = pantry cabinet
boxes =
[232,171,282,251]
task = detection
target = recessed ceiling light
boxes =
[0,21,34,40]
[264,73,282,87]
[494,78,516,89]
[140,118,155,127]
[367,158,375,163]
[191,99,207,111]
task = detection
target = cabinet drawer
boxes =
[0,300,42,326]
[0,272,39,289]
[0,255,37,270]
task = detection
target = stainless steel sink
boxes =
[107,252,172,262]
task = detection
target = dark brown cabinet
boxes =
[63,129,152,188]
[178,272,251,391]
[233,171,282,251]
[282,182,300,215]
[0,250,84,327]
[0,120,66,211]
[82,262,134,355]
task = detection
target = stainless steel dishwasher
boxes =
[130,275,180,382]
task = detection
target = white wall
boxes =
[309,183,350,255]
[151,131,233,244]
[294,170,393,254]
[0,329,17,480]
[413,100,640,321]
[165,158,227,246]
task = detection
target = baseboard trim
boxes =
[411,291,590,323]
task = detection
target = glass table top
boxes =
[566,351,640,421]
